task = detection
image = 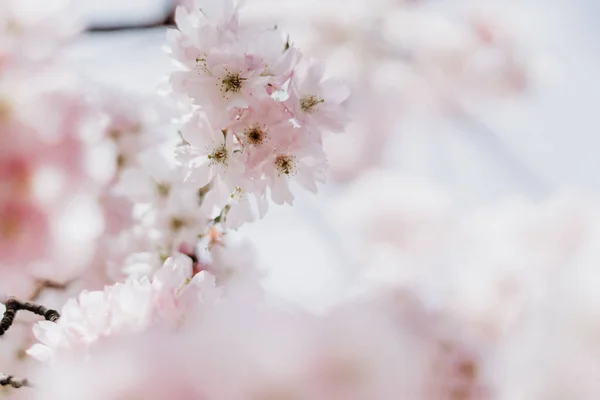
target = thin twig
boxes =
[28,279,69,302]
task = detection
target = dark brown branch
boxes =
[86,9,175,32]
[0,374,30,388]
[0,298,60,336]
[0,298,61,390]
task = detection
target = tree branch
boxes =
[0,298,61,390]
[0,298,60,336]
[0,374,30,388]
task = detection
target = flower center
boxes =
[208,145,228,166]
[230,186,247,200]
[300,95,324,113]
[156,183,170,197]
[274,154,296,176]
[245,125,266,146]
[221,72,245,93]
[170,217,186,231]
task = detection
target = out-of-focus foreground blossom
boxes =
[325,170,600,399]
[29,181,600,399]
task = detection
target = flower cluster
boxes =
[168,0,350,217]
[90,0,353,282]
[27,254,220,363]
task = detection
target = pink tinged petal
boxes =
[227,93,250,110]
[192,271,222,303]
[280,47,300,72]
[137,147,177,182]
[32,321,64,347]
[297,60,326,94]
[169,70,190,93]
[306,60,326,83]
[166,29,193,66]
[154,254,193,291]
[321,79,351,103]
[177,271,220,314]
[26,344,53,362]
[174,6,193,32]
[63,323,89,342]
[224,198,254,229]
[254,29,284,59]
[113,168,156,203]
[294,169,319,193]
[188,162,211,186]
[270,177,294,206]
[60,299,83,321]
[181,115,217,152]
[170,72,212,104]
[316,104,350,133]
[77,291,105,309]
[120,281,153,311]
[201,179,232,214]
[256,195,270,219]
[166,26,182,41]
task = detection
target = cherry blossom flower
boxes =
[195,233,264,297]
[170,50,270,122]
[166,5,237,72]
[260,127,328,205]
[222,180,269,229]
[287,58,351,133]
[248,27,300,88]
[180,113,245,211]
[229,97,290,150]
